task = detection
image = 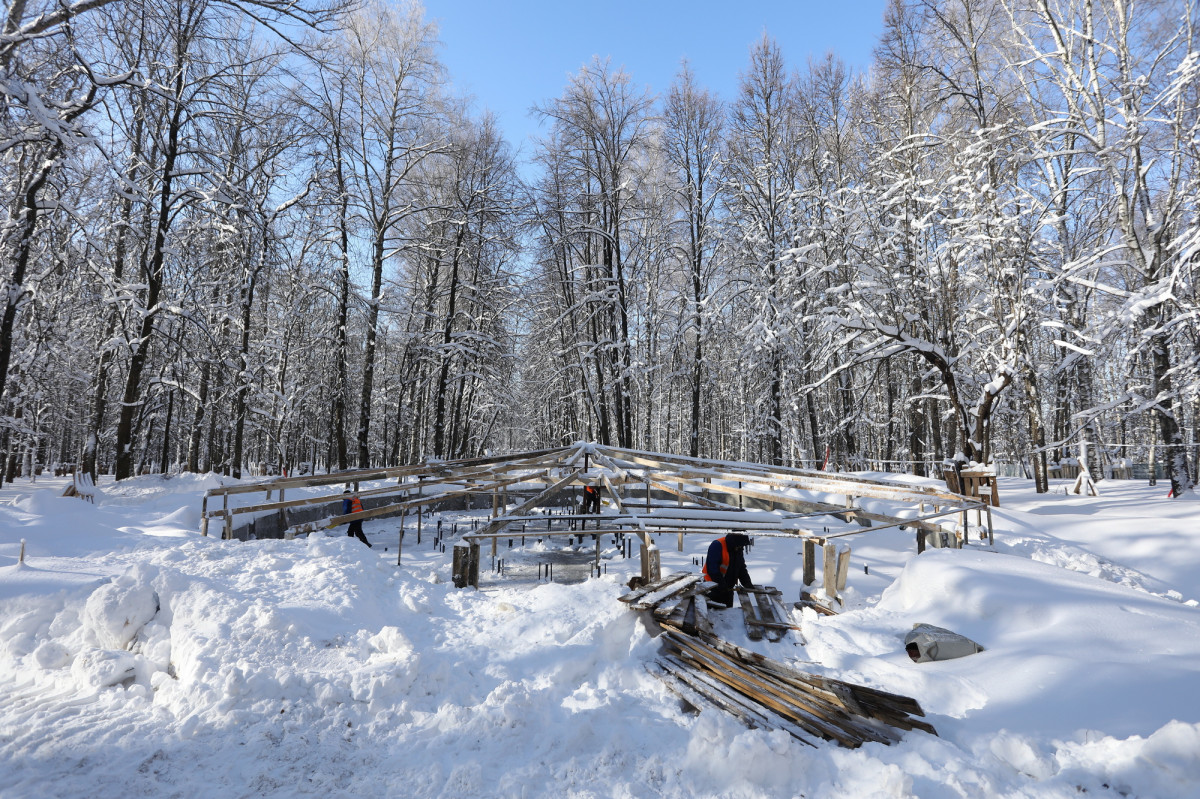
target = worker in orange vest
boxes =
[582,484,602,514]
[342,489,372,547]
[703,533,754,607]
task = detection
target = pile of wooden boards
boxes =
[652,631,937,748]
[735,586,794,642]
[618,571,799,642]
[622,572,936,748]
[618,572,713,636]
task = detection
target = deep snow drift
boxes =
[1,472,1198,798]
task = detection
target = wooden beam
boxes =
[327,472,548,528]
[595,445,967,506]
[204,446,575,498]
[469,469,584,541]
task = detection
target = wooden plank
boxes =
[651,578,713,610]
[600,474,625,513]
[594,444,966,505]
[469,468,585,541]
[823,544,838,600]
[653,658,777,734]
[653,595,688,621]
[326,481,519,528]
[204,446,575,498]
[692,592,713,636]
[590,450,842,519]
[736,587,765,641]
[796,591,839,616]
[755,588,787,642]
[835,545,851,592]
[239,462,553,520]
[618,571,693,604]
[630,574,703,611]
[596,448,978,533]
[643,477,739,511]
[653,657,819,746]
[597,443,964,501]
[676,633,899,746]
[687,631,930,737]
[665,633,871,747]
[803,538,817,586]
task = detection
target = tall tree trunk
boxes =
[115,76,184,480]
[332,135,351,471]
[1149,330,1193,497]
[1022,363,1049,493]
[433,233,465,457]
[160,388,174,474]
[0,145,60,465]
[187,359,210,473]
[356,228,386,467]
[908,371,926,477]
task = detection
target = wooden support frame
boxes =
[199,443,989,588]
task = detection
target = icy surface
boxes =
[2,473,1199,797]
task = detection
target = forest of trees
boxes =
[2,0,1197,495]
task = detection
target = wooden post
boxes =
[643,544,661,583]
[277,487,287,538]
[453,544,471,588]
[803,539,817,586]
[200,495,209,536]
[397,510,406,566]
[18,538,25,565]
[835,545,851,591]
[469,541,480,587]
[823,543,838,600]
[222,492,230,539]
[917,529,926,554]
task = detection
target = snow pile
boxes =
[2,474,1199,797]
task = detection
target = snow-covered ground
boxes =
[2,472,1198,798]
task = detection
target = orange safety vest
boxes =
[349,496,363,514]
[702,537,730,582]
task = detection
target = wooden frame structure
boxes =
[201,443,989,592]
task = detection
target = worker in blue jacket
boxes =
[703,532,754,606]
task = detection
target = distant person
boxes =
[342,489,372,547]
[582,484,602,514]
[702,533,754,607]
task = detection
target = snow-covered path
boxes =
[2,473,1199,798]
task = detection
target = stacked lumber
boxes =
[618,571,704,611]
[652,631,936,748]
[794,591,840,616]
[736,586,794,642]
[622,573,798,642]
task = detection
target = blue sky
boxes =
[423,0,889,159]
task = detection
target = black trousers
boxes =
[347,520,371,547]
[708,584,734,607]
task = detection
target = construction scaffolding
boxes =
[199,442,990,593]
